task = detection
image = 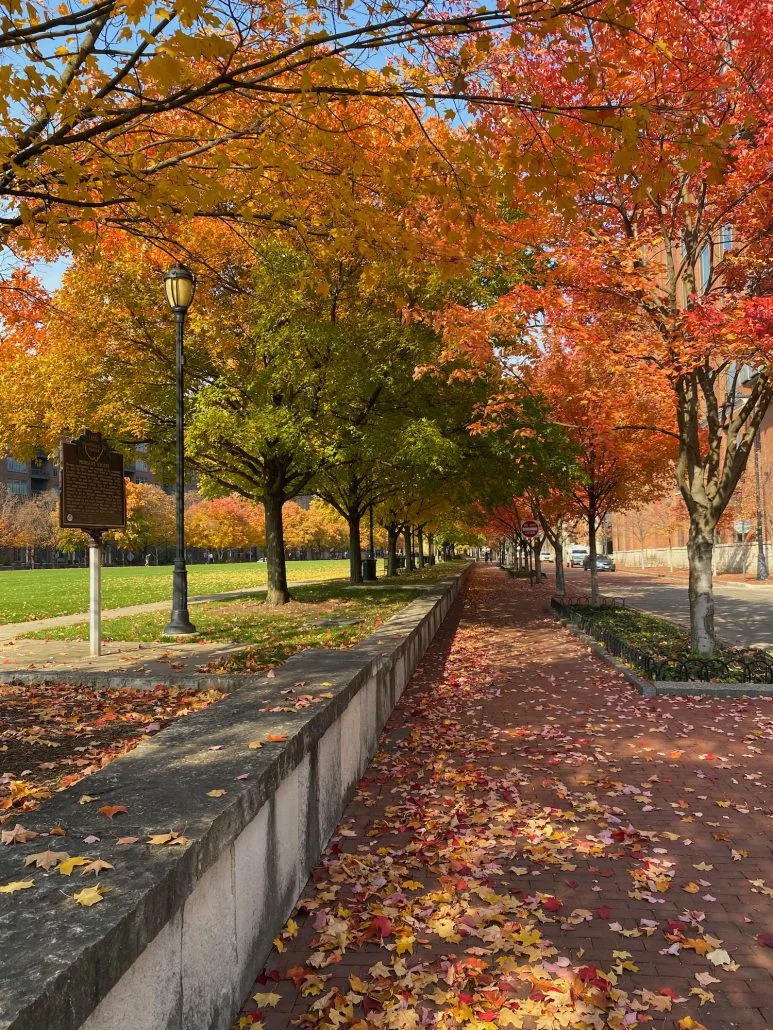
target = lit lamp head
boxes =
[164,264,196,313]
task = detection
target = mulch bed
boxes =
[1,682,223,822]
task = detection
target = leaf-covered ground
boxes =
[0,559,350,624]
[567,604,768,679]
[0,683,222,821]
[237,566,773,1029]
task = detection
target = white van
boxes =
[570,545,589,567]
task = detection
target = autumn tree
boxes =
[479,0,773,653]
[107,482,174,559]
[11,492,57,567]
[528,340,676,602]
[187,494,265,558]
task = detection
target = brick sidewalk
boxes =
[237,565,773,1029]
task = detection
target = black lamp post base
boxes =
[163,561,196,635]
[162,611,197,636]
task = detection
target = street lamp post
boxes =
[163,264,197,635]
[754,428,768,581]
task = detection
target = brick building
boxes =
[0,444,162,498]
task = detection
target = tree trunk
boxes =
[428,533,435,561]
[555,538,566,594]
[688,517,715,656]
[532,539,542,581]
[417,527,425,569]
[404,528,414,571]
[387,525,398,577]
[588,503,599,604]
[348,514,362,584]
[264,491,290,606]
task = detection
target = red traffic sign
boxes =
[520,519,540,539]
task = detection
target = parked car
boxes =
[583,554,616,572]
[570,546,589,567]
[541,551,554,563]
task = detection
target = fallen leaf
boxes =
[98,805,127,820]
[1,824,38,846]
[80,859,114,876]
[252,992,281,1007]
[207,789,226,798]
[73,885,107,906]
[147,831,190,847]
[116,836,139,845]
[265,734,289,743]
[0,878,34,893]
[24,850,69,871]
[58,856,91,876]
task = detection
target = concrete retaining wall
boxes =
[0,564,471,1030]
[614,541,773,575]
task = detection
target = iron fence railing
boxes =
[550,597,773,684]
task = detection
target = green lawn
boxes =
[0,559,350,623]
[21,562,461,671]
[22,580,433,673]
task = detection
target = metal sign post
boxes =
[88,532,102,657]
[59,432,126,659]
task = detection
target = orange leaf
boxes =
[98,805,127,820]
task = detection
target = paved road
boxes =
[563,566,773,649]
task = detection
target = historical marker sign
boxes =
[520,519,540,539]
[60,431,126,532]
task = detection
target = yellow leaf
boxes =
[58,856,91,876]
[0,878,34,893]
[147,832,190,847]
[206,789,226,797]
[252,992,281,1007]
[73,885,107,906]
[499,1009,523,1027]
[248,740,263,749]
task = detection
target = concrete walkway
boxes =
[238,565,773,1029]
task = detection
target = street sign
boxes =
[59,431,126,658]
[520,519,540,539]
[60,431,126,532]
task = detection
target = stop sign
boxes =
[520,519,539,539]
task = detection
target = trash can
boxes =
[361,557,377,582]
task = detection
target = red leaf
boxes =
[372,915,393,938]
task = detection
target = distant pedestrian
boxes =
[144,554,150,567]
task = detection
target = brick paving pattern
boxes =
[237,565,773,1029]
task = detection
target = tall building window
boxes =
[699,243,711,293]
[7,480,29,495]
[6,458,27,473]
[135,459,149,472]
[720,225,733,255]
